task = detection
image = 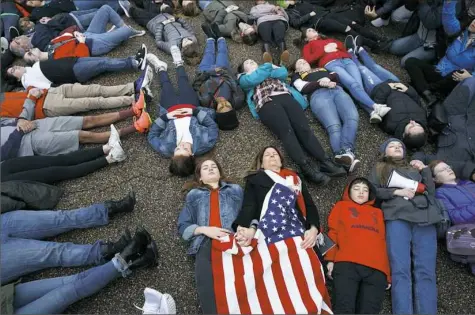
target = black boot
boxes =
[262,43,272,63]
[300,160,331,186]
[278,42,290,66]
[422,90,438,108]
[119,226,152,263]
[102,228,133,260]
[201,23,217,40]
[210,22,222,39]
[105,191,136,218]
[128,240,159,270]
[320,158,347,177]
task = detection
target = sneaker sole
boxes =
[119,1,131,17]
[137,45,148,71]
[334,156,353,167]
[348,159,361,173]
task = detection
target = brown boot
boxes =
[279,42,290,66]
[262,43,272,63]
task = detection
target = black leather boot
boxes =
[102,228,132,260]
[300,160,331,186]
[422,90,438,108]
[262,43,272,63]
[278,42,289,65]
[105,191,136,218]
[119,226,152,263]
[320,158,347,177]
[128,241,159,270]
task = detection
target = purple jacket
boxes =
[436,180,475,224]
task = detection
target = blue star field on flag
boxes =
[258,183,305,245]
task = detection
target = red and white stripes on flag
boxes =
[211,235,333,314]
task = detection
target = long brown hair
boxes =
[375,154,412,185]
[245,146,285,177]
[182,158,230,193]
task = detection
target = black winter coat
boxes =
[372,80,427,139]
[1,180,63,213]
[232,170,321,231]
[286,2,327,29]
[29,0,77,22]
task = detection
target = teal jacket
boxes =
[237,63,308,119]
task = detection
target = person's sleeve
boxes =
[147,117,167,153]
[369,166,397,200]
[270,66,288,81]
[249,5,263,19]
[442,0,461,36]
[288,11,312,28]
[324,204,339,261]
[405,85,422,104]
[178,17,195,35]
[420,167,436,195]
[418,1,442,29]
[232,179,259,230]
[177,197,198,241]
[75,42,90,57]
[18,97,36,120]
[154,23,171,54]
[302,42,323,65]
[238,64,272,91]
[301,180,321,230]
[436,189,475,224]
[212,8,227,24]
[445,39,474,69]
[0,129,23,162]
[292,77,319,94]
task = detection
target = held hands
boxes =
[235,225,256,247]
[452,69,472,81]
[389,82,408,92]
[28,88,43,98]
[39,17,52,24]
[364,5,378,18]
[196,226,232,240]
[318,78,337,88]
[326,262,334,279]
[73,31,86,43]
[410,159,427,171]
[301,226,319,249]
[166,108,192,119]
[16,119,36,133]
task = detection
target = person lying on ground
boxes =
[199,0,258,45]
[1,0,21,42]
[146,48,218,177]
[290,58,360,173]
[429,160,475,224]
[177,159,243,313]
[12,4,145,58]
[297,28,390,124]
[192,37,245,130]
[326,177,391,314]
[237,60,346,185]
[6,50,151,90]
[0,69,152,119]
[0,108,151,162]
[124,0,175,14]
[126,2,200,65]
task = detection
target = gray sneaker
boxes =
[146,53,167,72]
[118,0,131,17]
[170,45,184,66]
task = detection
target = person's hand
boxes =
[28,87,43,98]
[166,109,189,119]
[236,226,256,246]
[16,119,36,133]
[389,82,408,92]
[230,5,239,11]
[73,31,86,43]
[310,11,316,16]
[364,5,378,18]
[327,262,334,279]
[327,81,337,88]
[323,42,338,53]
[410,159,427,171]
[301,226,319,249]
[39,16,52,24]
[196,226,232,240]
[179,108,193,116]
[452,69,472,81]
[394,188,416,199]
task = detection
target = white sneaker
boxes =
[107,124,122,148]
[374,104,391,117]
[170,45,183,66]
[349,158,361,173]
[370,111,382,123]
[135,288,176,314]
[107,143,126,163]
[371,17,389,27]
[146,53,167,72]
[141,64,154,91]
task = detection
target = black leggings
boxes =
[1,147,108,184]
[129,6,156,28]
[258,94,326,166]
[257,20,287,46]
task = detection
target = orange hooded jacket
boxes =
[326,177,391,283]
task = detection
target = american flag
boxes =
[211,183,333,314]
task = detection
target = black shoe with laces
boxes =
[102,228,133,260]
[135,44,147,70]
[9,26,19,40]
[128,241,159,270]
[300,160,331,186]
[105,191,136,218]
[320,158,347,177]
[354,35,364,52]
[119,227,152,263]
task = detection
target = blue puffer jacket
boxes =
[237,63,308,119]
[436,29,475,76]
[147,106,218,157]
[436,180,475,224]
[177,182,243,255]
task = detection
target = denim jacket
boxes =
[147,106,218,157]
[177,182,243,255]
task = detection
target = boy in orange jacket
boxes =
[326,177,391,314]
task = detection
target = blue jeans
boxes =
[386,220,437,314]
[73,56,136,83]
[310,87,359,154]
[69,9,98,31]
[199,38,230,72]
[73,0,120,11]
[325,58,375,113]
[0,204,109,285]
[198,0,212,10]
[389,33,436,68]
[13,261,122,314]
[351,49,400,95]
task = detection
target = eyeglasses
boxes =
[435,165,452,176]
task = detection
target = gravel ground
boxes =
[20,1,475,314]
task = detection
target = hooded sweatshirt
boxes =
[302,38,351,68]
[326,178,391,283]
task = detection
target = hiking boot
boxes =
[135,288,177,314]
[300,160,331,186]
[320,158,347,177]
[134,111,152,133]
[262,43,272,63]
[135,44,148,70]
[102,228,133,260]
[105,191,136,218]
[345,35,355,51]
[119,227,152,263]
[279,42,289,66]
[128,240,158,270]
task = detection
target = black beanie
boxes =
[216,109,239,130]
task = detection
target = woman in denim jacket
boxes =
[177,158,243,313]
